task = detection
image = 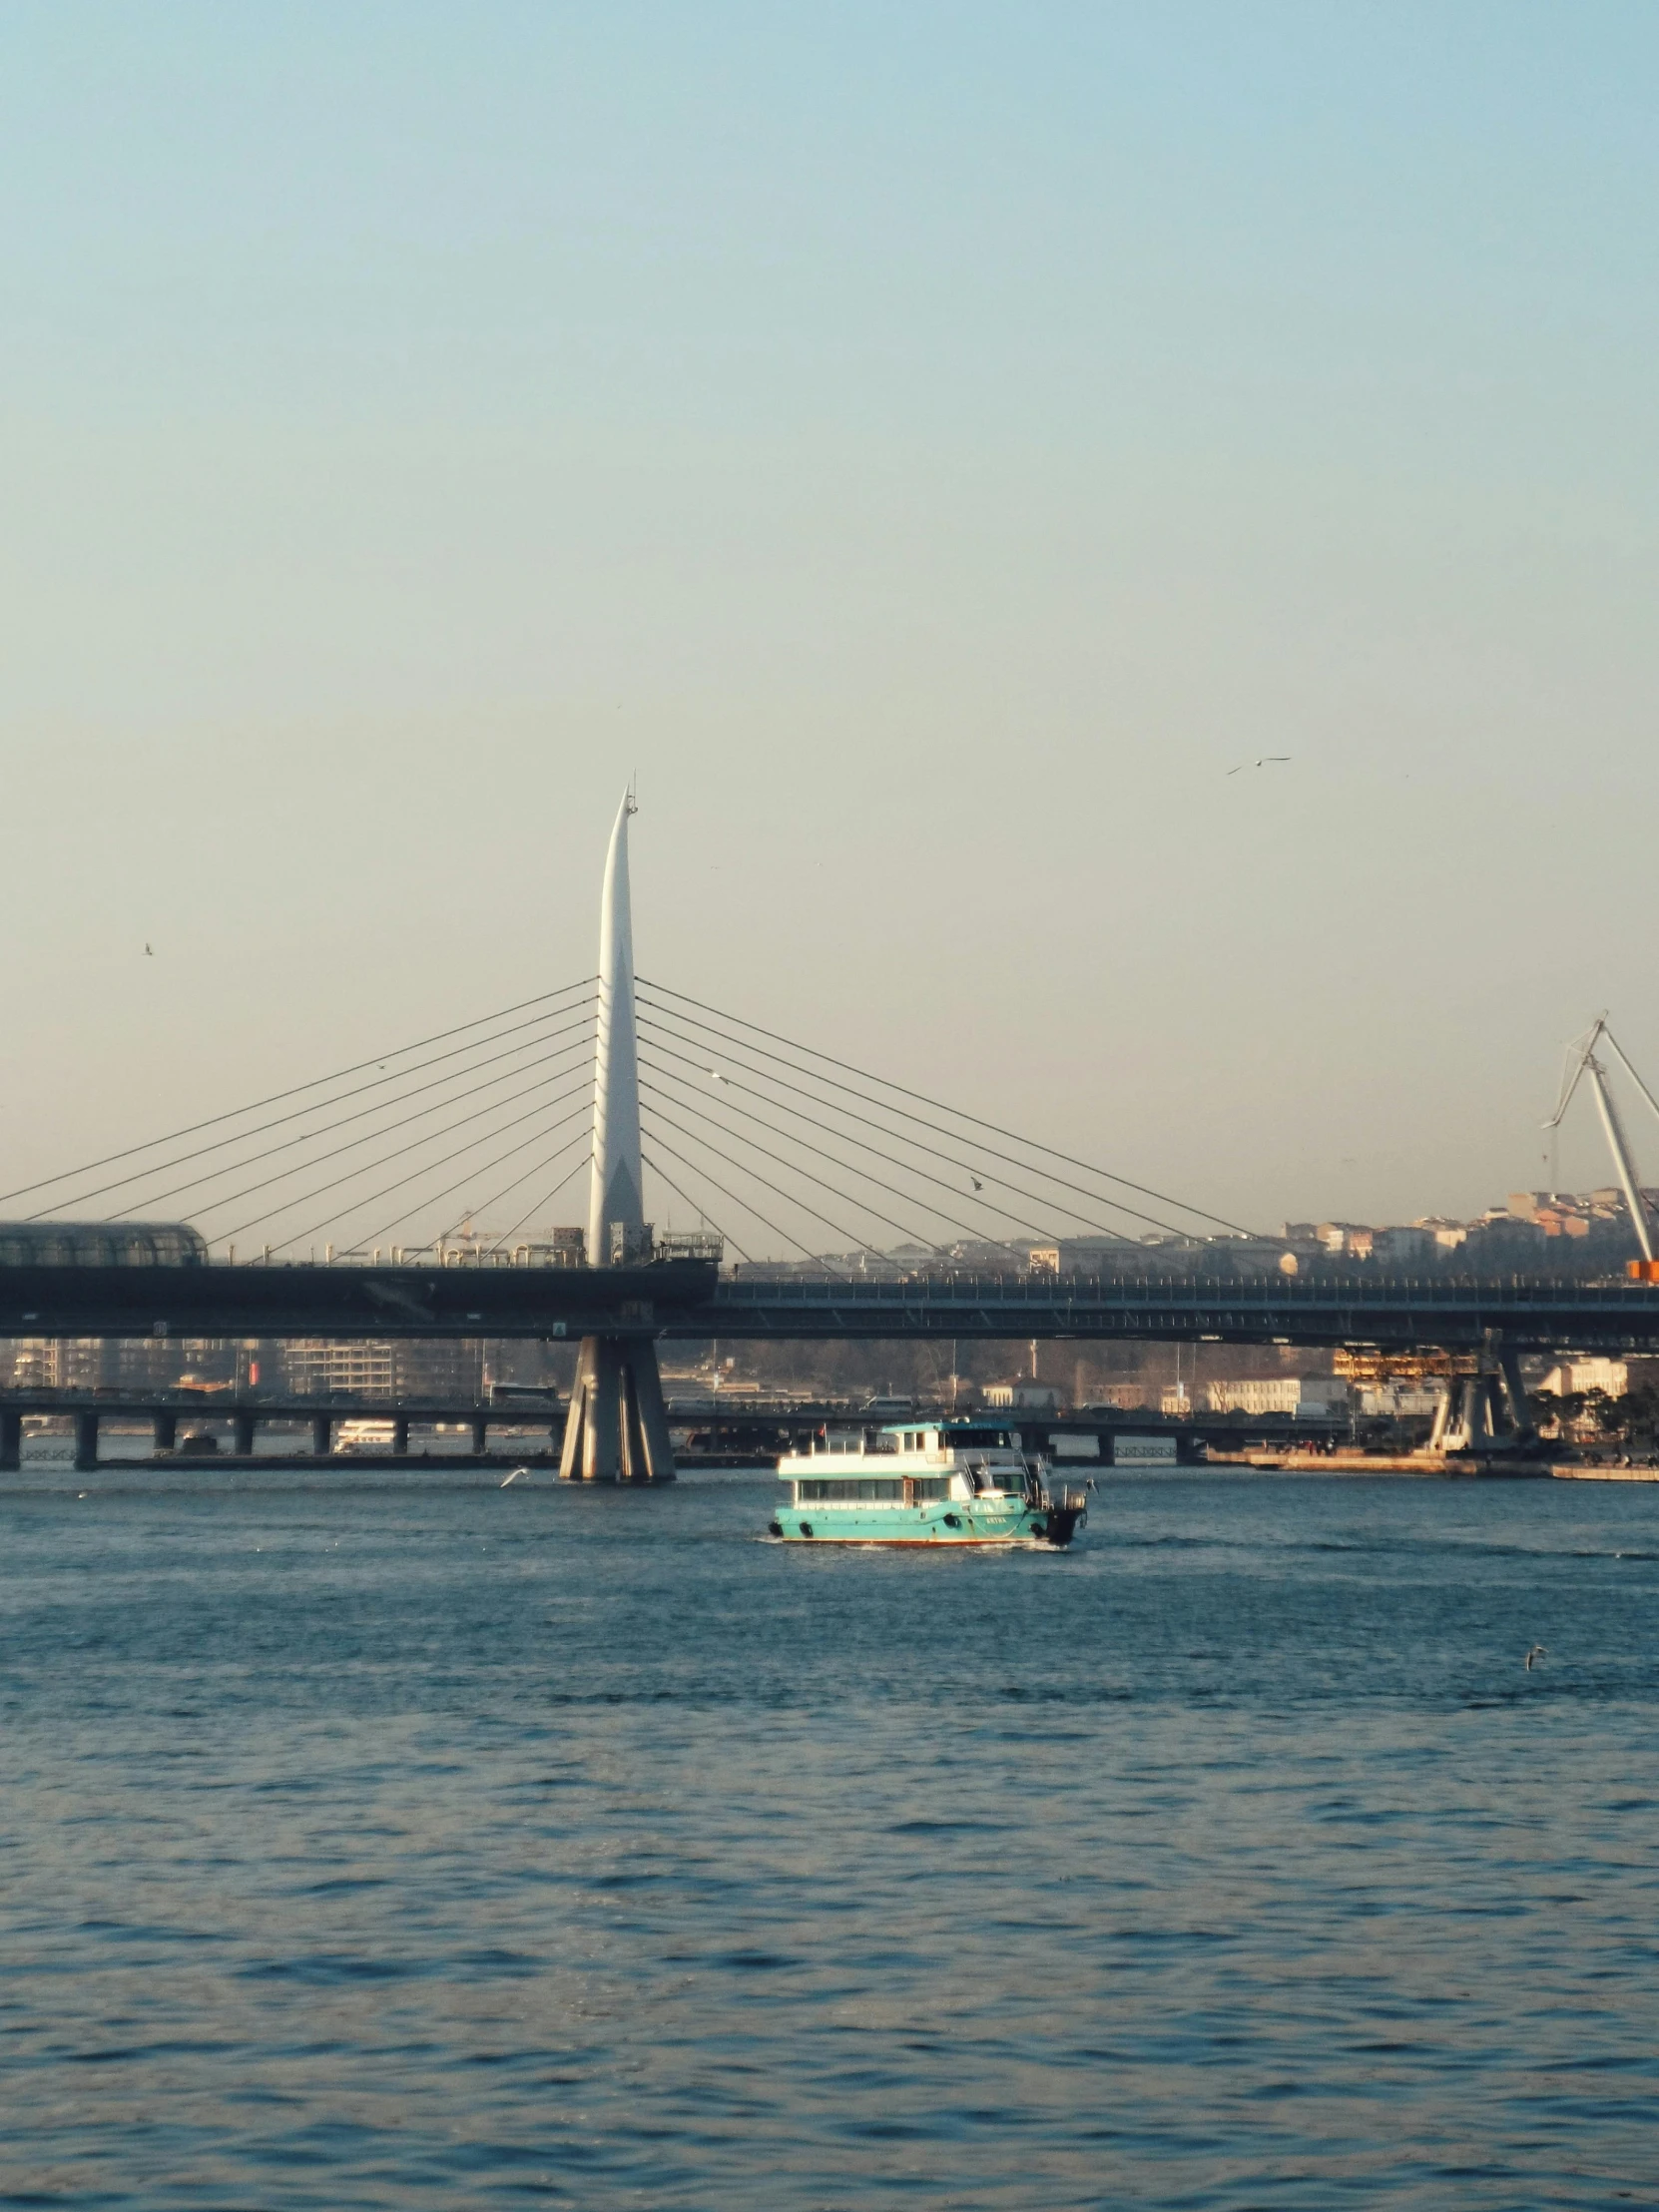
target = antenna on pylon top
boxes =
[626,771,638,816]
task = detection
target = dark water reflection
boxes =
[2,1468,1656,2208]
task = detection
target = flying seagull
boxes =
[708,1069,727,1083]
[971,1178,984,1192]
[501,1465,531,1487]
[1524,1643,1548,1671]
[1227,757,1292,777]
[144,942,154,955]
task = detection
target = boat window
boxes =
[911,1477,948,1502]
[795,1478,904,1503]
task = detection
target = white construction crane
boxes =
[1545,1015,1659,1264]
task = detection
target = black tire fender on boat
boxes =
[799,1521,814,1538]
[768,1520,784,1537]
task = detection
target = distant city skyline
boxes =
[3,3,1658,1244]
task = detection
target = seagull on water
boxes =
[1227,757,1292,777]
[1524,1643,1548,1671]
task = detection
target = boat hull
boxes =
[768,1503,1082,1548]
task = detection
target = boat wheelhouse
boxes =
[770,1419,1088,1547]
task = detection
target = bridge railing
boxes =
[712,1269,1659,1309]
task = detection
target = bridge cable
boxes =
[222,1091,594,1252]
[35,998,596,1221]
[638,1040,1107,1252]
[639,1099,891,1262]
[482,1151,596,1256]
[637,978,1263,1241]
[637,1154,753,1266]
[641,1056,1024,1251]
[640,1131,846,1272]
[640,1082,951,1253]
[15,986,597,1216]
[105,1031,598,1225]
[634,1006,1181,1241]
[422,1132,592,1254]
[637,994,1204,1243]
[350,1128,595,1259]
[173,1066,596,1239]
[639,1018,1130,1247]
[272,1106,596,1260]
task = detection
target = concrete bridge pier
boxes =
[153,1410,178,1455]
[470,1416,488,1456]
[560,1336,675,1482]
[234,1410,257,1457]
[392,1416,410,1455]
[75,1410,100,1472]
[310,1413,333,1457]
[1,1408,21,1471]
[1428,1353,1535,1454]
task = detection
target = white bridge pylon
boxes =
[559,789,677,1482]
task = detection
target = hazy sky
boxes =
[4,3,1657,1246]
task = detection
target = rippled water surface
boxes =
[3,1467,1657,2209]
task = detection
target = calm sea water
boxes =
[2,1465,1656,2210]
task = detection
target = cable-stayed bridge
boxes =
[0,973,1262,1280]
[6,794,1659,1473]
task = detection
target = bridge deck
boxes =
[2,1261,1659,1351]
[695,1273,1659,1351]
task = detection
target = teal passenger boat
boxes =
[770,1420,1088,1547]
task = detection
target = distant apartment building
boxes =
[9,1337,126,1389]
[1413,1218,1470,1255]
[1359,1382,1444,1417]
[1314,1223,1374,1260]
[1207,1378,1350,1417]
[981,1382,1063,1412]
[1538,1358,1629,1398]
[1027,1238,1129,1275]
[1081,1382,1154,1411]
[4,1336,244,1389]
[283,1341,398,1397]
[1370,1226,1431,1266]
[280,1339,484,1399]
[1506,1189,1645,1240]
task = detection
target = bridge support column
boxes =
[392,1416,410,1455]
[1,1408,21,1472]
[153,1410,178,1455]
[470,1416,488,1456]
[1498,1352,1535,1443]
[310,1414,332,1457]
[1428,1359,1535,1455]
[559,1337,676,1482]
[233,1411,257,1457]
[74,1410,100,1473]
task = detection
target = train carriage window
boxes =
[0,1221,208,1269]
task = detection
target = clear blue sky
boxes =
[3,3,1657,1241]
